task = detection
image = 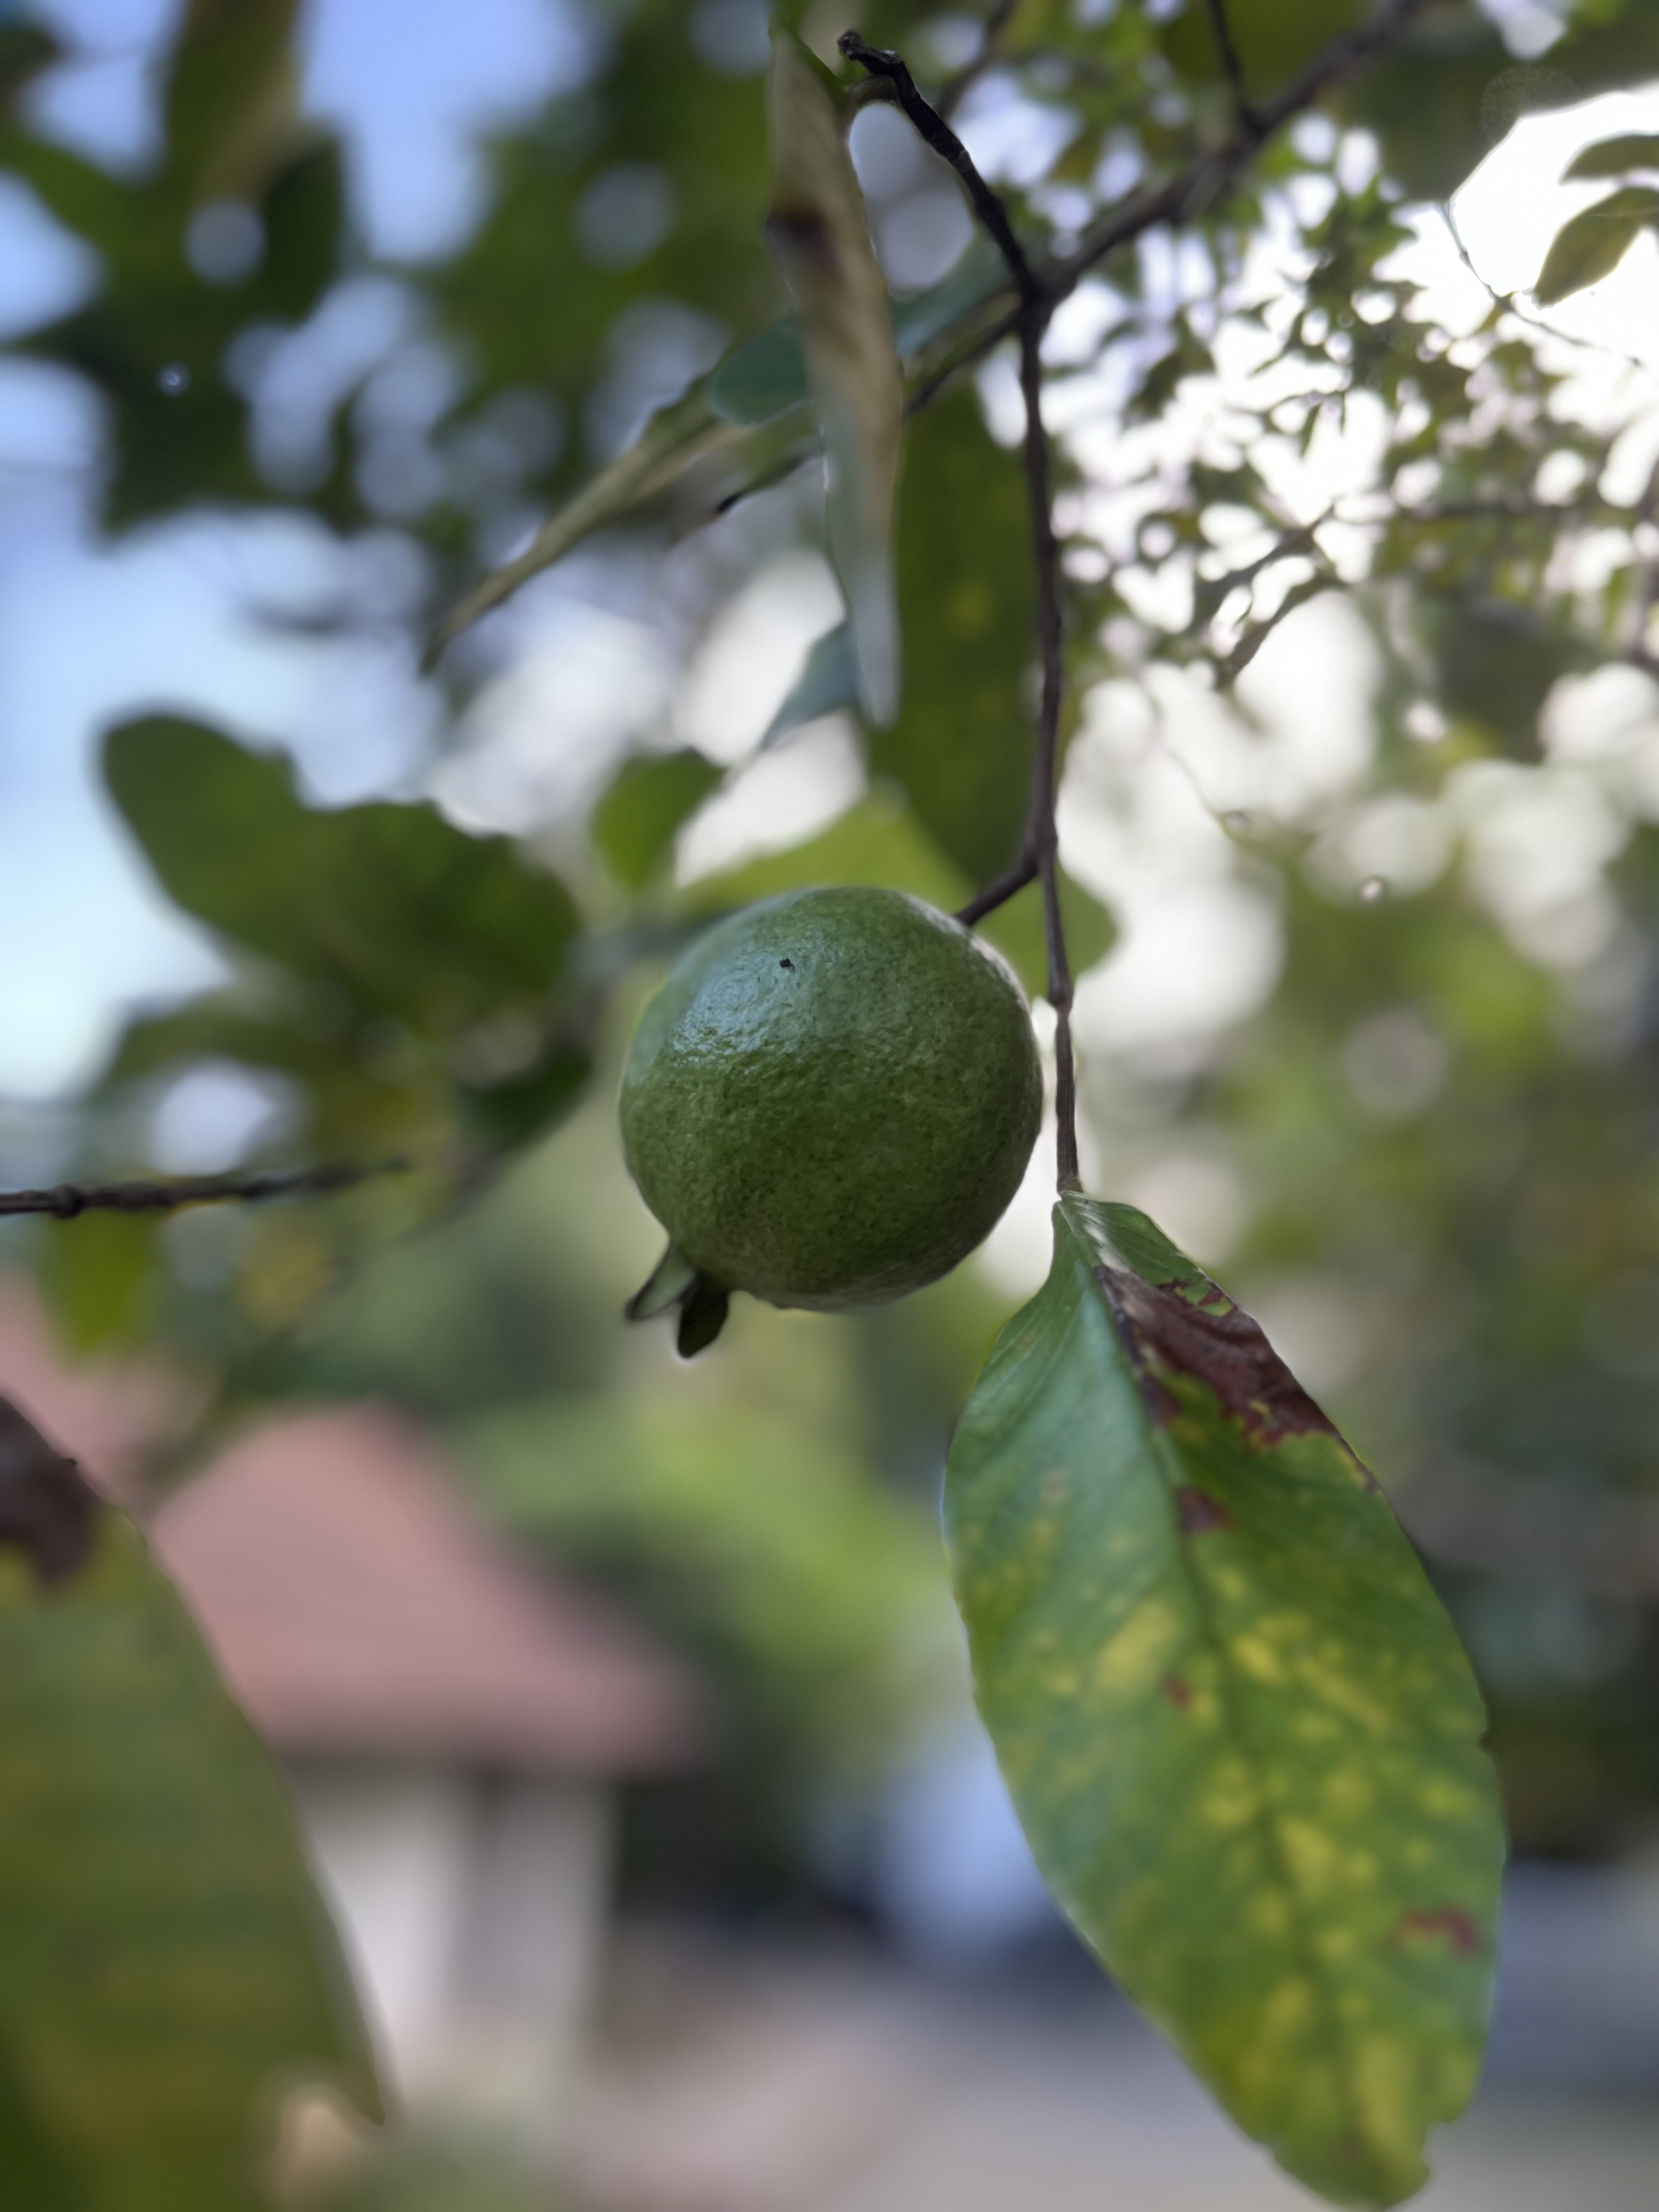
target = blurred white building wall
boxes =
[292,1762,614,2113]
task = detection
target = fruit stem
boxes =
[840,31,1079,1190]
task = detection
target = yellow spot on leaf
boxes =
[1321,1768,1375,1820]
[1260,1974,1318,2040]
[1280,1818,1340,1889]
[1204,1758,1261,1832]
[1093,1596,1184,1696]
[1245,1889,1292,1939]
[1231,1632,1286,1685]
[1419,1778,1479,1819]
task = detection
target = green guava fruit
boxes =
[620,886,1043,1350]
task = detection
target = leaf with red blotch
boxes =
[945,1194,1504,2210]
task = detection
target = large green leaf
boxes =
[766,29,903,726]
[103,718,579,1026]
[592,748,724,888]
[1563,132,1659,182]
[945,1196,1503,2209]
[873,385,1035,881]
[1534,184,1659,306]
[760,622,859,748]
[0,1397,379,2209]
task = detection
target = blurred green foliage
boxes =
[460,1395,949,1781]
[9,0,1659,2194]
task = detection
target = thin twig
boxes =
[878,0,1457,421]
[1198,517,1326,606]
[1217,570,1341,683]
[1201,0,1261,134]
[904,301,1021,416]
[0,1160,409,1222]
[1053,0,1449,298]
[956,854,1038,926]
[433,0,1458,658]
[844,31,1079,1189]
[1017,312,1078,1188]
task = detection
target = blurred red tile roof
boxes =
[150,1406,704,1774]
[0,1274,703,1775]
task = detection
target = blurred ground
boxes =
[566,1915,1659,2212]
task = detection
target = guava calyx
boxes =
[625,1239,731,1357]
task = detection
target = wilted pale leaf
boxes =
[946,1197,1503,2209]
[0,1398,378,2208]
[1534,185,1659,303]
[766,28,903,727]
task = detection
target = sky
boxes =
[1,0,1657,1184]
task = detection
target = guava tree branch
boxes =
[913,0,1453,399]
[434,0,1453,660]
[841,30,1079,1189]
[0,1160,408,1222]
[1060,0,1446,290]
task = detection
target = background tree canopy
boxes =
[8,0,1659,2202]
